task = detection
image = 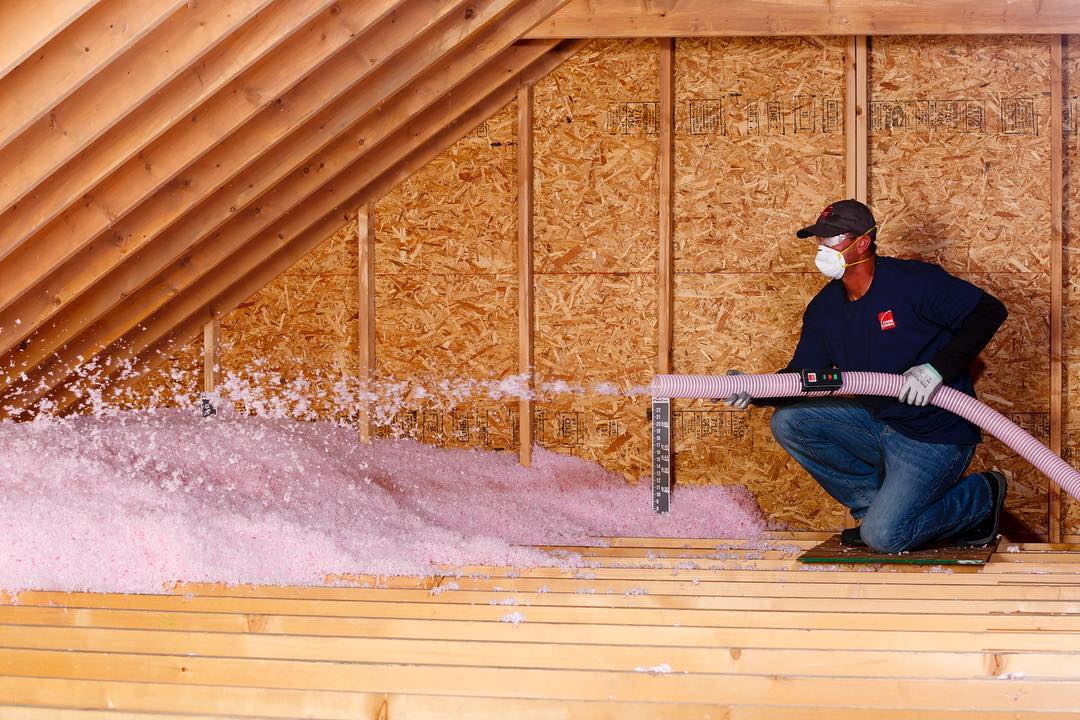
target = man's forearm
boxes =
[930,291,1008,383]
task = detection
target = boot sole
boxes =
[956,471,1007,548]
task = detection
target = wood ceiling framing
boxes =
[4,0,1080,417]
[0,0,577,417]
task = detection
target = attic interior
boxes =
[3,1,1080,717]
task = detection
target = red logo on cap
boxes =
[818,204,834,221]
[878,310,896,331]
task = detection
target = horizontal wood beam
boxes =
[45,41,582,418]
[0,681,1071,720]
[404,575,1080,603]
[7,599,1080,650]
[11,587,1080,618]
[2,627,1076,680]
[0,0,185,153]
[0,0,98,81]
[525,0,1080,37]
[0,688,685,720]
[443,555,1080,575]
[2,647,1079,709]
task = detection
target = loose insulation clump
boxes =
[0,406,767,593]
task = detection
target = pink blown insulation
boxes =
[651,371,1080,504]
[0,408,767,594]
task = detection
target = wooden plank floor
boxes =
[2,532,1079,718]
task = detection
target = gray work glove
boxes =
[898,363,943,407]
[716,368,751,410]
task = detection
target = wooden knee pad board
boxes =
[798,534,996,565]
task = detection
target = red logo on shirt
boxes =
[878,310,896,331]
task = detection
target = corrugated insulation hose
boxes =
[650,371,1080,503]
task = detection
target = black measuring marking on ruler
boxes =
[652,397,670,514]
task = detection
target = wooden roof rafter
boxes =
[0,0,100,81]
[0,0,276,218]
[0,0,408,340]
[0,0,341,267]
[0,0,549,393]
[0,2,577,416]
[0,0,186,152]
[45,40,587,419]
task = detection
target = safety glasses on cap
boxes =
[817,233,852,248]
[817,225,876,248]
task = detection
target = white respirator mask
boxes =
[814,227,875,280]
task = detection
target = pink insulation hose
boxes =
[650,371,1080,503]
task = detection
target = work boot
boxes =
[839,526,866,547]
[954,471,1007,548]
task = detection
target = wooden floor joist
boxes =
[2,533,1078,718]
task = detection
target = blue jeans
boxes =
[770,398,992,553]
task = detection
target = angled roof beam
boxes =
[0,0,343,265]
[0,0,341,266]
[0,0,98,81]
[0,0,451,354]
[20,41,585,418]
[0,1,561,377]
[0,0,274,217]
[0,0,186,152]
[525,0,1080,36]
[0,1,560,374]
[1,37,563,411]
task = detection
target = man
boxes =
[727,199,1009,552]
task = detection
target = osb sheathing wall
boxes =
[380,40,660,473]
[868,36,1053,535]
[672,37,848,529]
[374,103,519,450]
[131,37,1080,535]
[122,220,362,416]
[532,40,659,480]
[122,341,202,410]
[222,223,361,419]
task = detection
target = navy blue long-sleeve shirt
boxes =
[785,256,1003,445]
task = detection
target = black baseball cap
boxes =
[796,199,876,239]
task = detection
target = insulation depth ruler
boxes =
[652,397,671,513]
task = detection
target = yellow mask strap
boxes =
[840,225,876,255]
[839,225,875,268]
